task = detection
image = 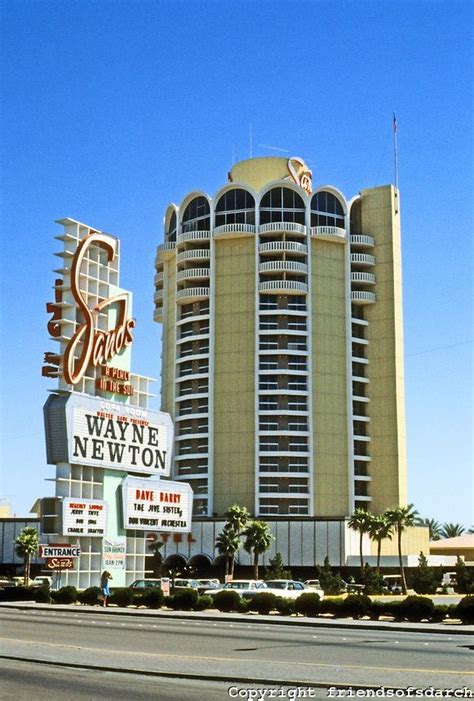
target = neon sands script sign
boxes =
[44,233,135,385]
[287,157,313,195]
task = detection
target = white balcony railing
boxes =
[351,291,376,304]
[177,268,210,282]
[259,280,308,294]
[177,248,210,263]
[177,230,210,244]
[351,253,375,266]
[214,223,256,236]
[351,272,376,285]
[310,226,346,241]
[350,234,375,247]
[259,241,307,255]
[259,261,307,274]
[176,287,210,303]
[259,222,306,235]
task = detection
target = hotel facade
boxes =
[154,156,407,524]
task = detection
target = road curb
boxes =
[1,601,472,635]
[0,653,408,691]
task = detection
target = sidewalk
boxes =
[1,600,472,635]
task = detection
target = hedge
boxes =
[51,586,78,605]
[248,592,277,615]
[213,589,242,612]
[456,596,474,624]
[109,588,134,608]
[295,592,321,617]
[77,586,101,606]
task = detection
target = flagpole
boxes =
[393,113,399,191]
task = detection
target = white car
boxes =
[265,579,324,600]
[32,576,53,589]
[205,579,266,598]
[196,578,221,594]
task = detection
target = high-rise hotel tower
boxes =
[153,157,407,520]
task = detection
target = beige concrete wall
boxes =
[370,526,429,557]
[213,237,255,515]
[361,185,407,512]
[161,257,176,418]
[311,240,350,516]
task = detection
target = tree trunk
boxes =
[254,552,259,580]
[230,553,234,579]
[398,526,407,594]
[359,531,364,577]
[376,539,381,572]
[24,555,29,586]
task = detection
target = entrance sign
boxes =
[39,544,81,558]
[121,477,193,533]
[44,393,173,477]
[62,498,108,536]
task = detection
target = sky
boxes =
[0,0,472,528]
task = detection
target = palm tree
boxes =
[385,504,417,594]
[243,521,273,579]
[368,514,393,572]
[348,508,372,577]
[440,523,465,539]
[15,527,39,585]
[225,504,250,535]
[215,525,241,578]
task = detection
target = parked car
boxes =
[129,579,162,589]
[340,579,365,593]
[32,576,53,589]
[172,578,199,590]
[0,579,17,589]
[304,579,321,590]
[196,578,221,594]
[265,579,324,600]
[205,580,266,598]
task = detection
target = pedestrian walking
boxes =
[100,570,112,607]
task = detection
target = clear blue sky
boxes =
[1,1,472,527]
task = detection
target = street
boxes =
[0,607,472,699]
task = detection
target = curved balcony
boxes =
[176,268,210,282]
[176,286,210,304]
[175,452,209,462]
[177,230,210,245]
[350,234,375,247]
[176,432,209,442]
[175,411,209,422]
[153,306,163,323]
[177,249,210,264]
[153,289,164,304]
[176,391,209,403]
[259,280,308,295]
[259,260,307,275]
[311,226,346,242]
[258,449,310,457]
[351,272,376,285]
[351,290,376,305]
[259,222,306,235]
[351,253,375,266]
[214,223,256,237]
[259,241,307,255]
[156,241,176,261]
[154,271,164,285]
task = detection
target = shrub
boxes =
[275,597,295,616]
[52,586,78,604]
[78,586,101,606]
[363,564,384,595]
[411,552,442,595]
[381,600,403,621]
[167,587,198,611]
[238,597,250,613]
[194,595,213,611]
[369,600,384,620]
[318,557,345,595]
[33,586,51,604]
[319,597,343,617]
[109,588,134,608]
[398,595,434,622]
[295,592,321,617]
[341,594,372,619]
[456,596,474,624]
[454,558,474,594]
[140,587,164,609]
[430,605,448,623]
[213,589,242,612]
[0,586,35,602]
[248,592,277,615]
[264,552,292,580]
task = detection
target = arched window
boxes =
[260,187,306,225]
[182,197,210,233]
[167,211,177,242]
[310,191,345,228]
[350,199,362,234]
[215,189,255,227]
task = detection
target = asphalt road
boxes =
[0,608,472,698]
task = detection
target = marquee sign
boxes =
[62,498,108,536]
[42,231,135,395]
[121,477,193,533]
[44,393,174,477]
